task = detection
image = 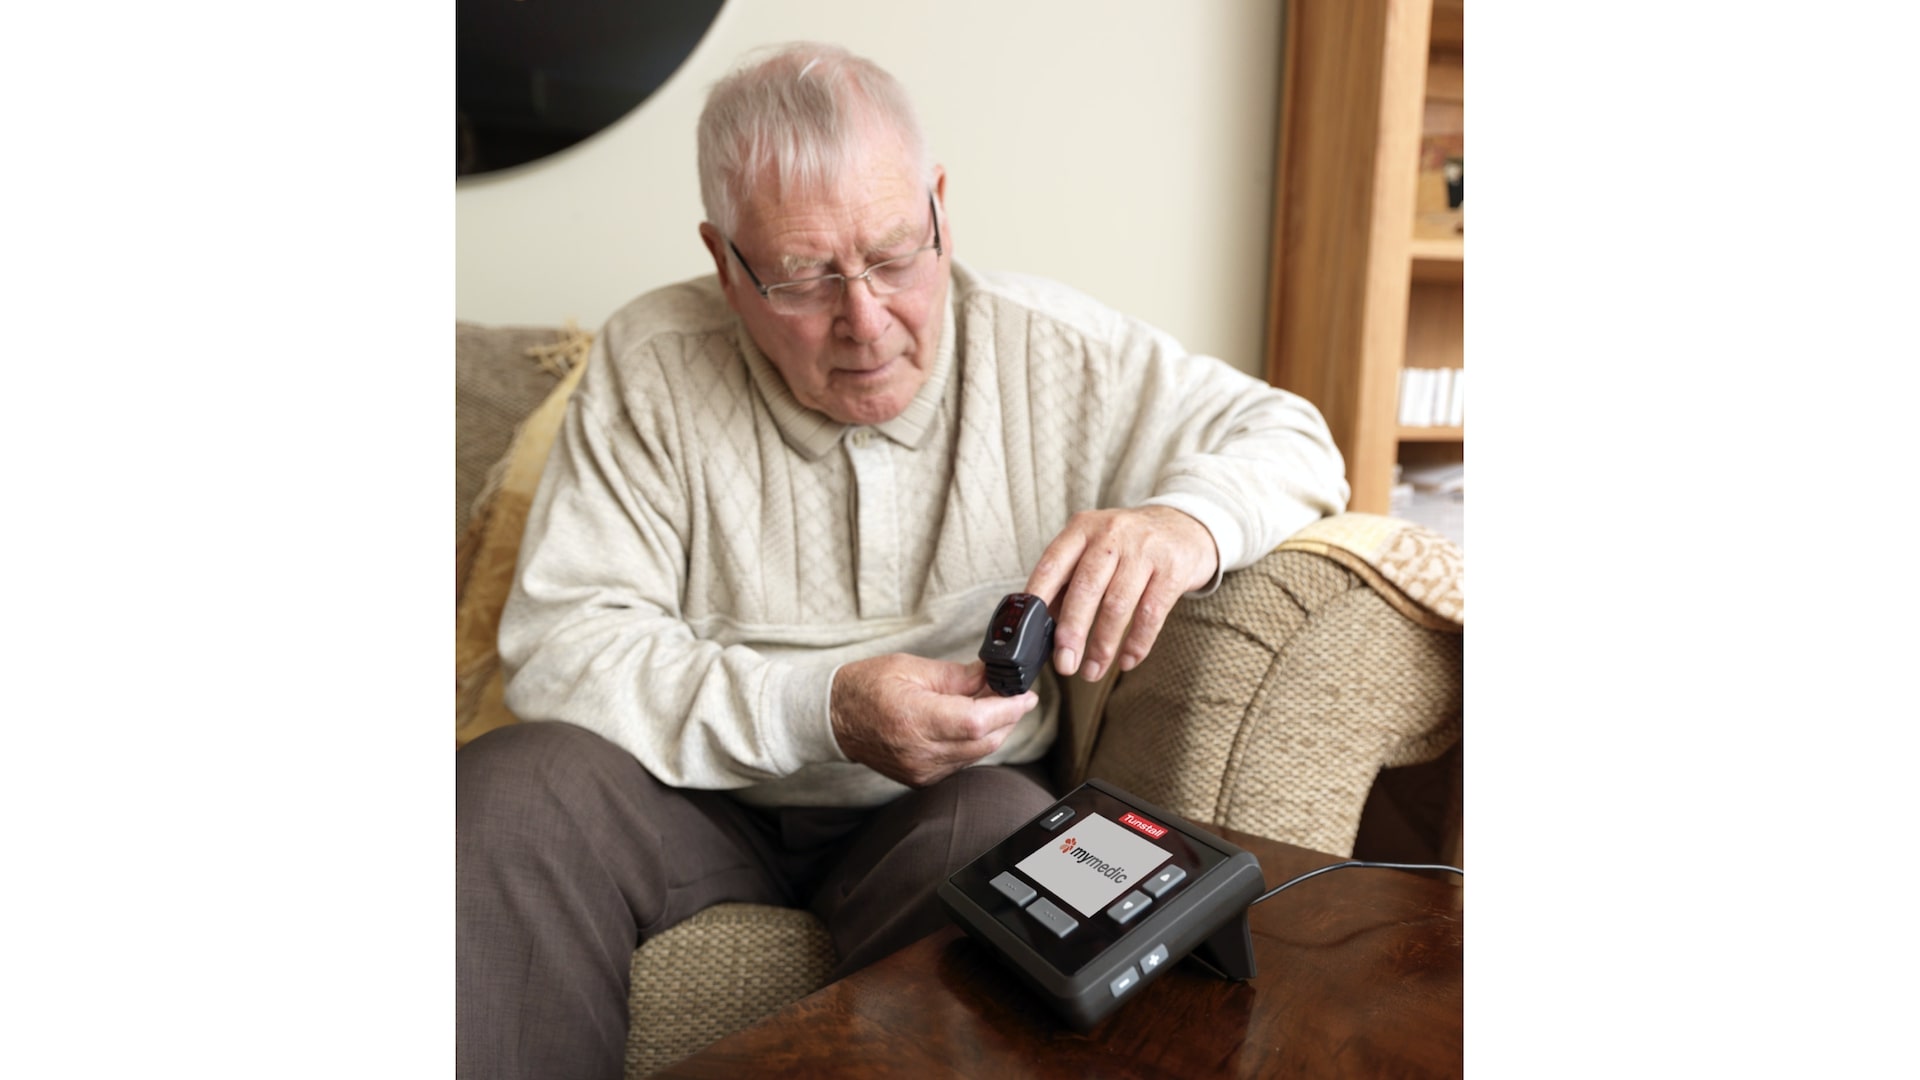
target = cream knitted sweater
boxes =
[500,262,1348,808]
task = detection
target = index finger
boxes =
[1023,528,1089,609]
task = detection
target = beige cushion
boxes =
[455,322,568,532]
[455,326,591,747]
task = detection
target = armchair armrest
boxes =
[1060,517,1464,859]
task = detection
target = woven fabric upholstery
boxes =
[625,904,836,1078]
[1087,548,1463,857]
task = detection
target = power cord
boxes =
[1249,860,1464,906]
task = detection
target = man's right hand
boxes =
[830,655,1038,788]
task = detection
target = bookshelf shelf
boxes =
[1409,237,1463,262]
[1410,238,1464,283]
[1265,0,1465,515]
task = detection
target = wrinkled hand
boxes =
[831,655,1038,788]
[1024,505,1218,683]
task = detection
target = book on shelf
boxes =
[1397,367,1465,427]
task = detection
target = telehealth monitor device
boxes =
[938,778,1264,1030]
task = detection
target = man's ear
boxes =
[931,166,951,253]
[698,222,731,287]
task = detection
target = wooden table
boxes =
[656,825,1463,1078]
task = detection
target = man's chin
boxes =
[830,394,912,427]
[824,364,921,426]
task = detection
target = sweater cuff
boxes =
[1142,493,1243,597]
[766,660,848,770]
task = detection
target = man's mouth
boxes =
[836,356,898,380]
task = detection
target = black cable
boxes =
[1249,860,1464,906]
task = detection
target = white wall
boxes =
[455,0,1284,377]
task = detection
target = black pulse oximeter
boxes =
[979,593,1054,697]
[938,779,1265,1030]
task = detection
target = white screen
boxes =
[1014,812,1173,917]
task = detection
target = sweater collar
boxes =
[739,282,958,462]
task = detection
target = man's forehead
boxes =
[744,185,926,270]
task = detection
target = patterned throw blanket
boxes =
[1276,513,1464,630]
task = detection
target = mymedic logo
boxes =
[1016,814,1168,917]
[1056,837,1129,884]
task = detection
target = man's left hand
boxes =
[1023,505,1218,684]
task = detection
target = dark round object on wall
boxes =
[457,0,726,179]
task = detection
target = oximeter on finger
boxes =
[979,593,1054,696]
[938,778,1264,1030]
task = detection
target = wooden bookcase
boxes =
[1265,0,1464,514]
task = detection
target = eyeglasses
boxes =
[727,193,943,316]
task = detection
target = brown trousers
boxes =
[455,721,1055,1080]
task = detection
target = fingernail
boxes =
[1057,648,1077,674]
[1083,660,1104,683]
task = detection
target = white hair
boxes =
[697,42,936,237]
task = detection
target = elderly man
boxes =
[457,41,1348,1079]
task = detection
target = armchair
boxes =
[455,323,1464,1077]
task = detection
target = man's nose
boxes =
[837,275,891,343]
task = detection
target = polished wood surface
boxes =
[656,826,1462,1079]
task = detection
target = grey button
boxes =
[1109,965,1140,997]
[1141,864,1187,898]
[989,871,1036,907]
[1106,890,1152,925]
[1139,944,1170,974]
[1038,805,1075,831]
[1024,897,1078,939]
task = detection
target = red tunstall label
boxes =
[1118,812,1169,840]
